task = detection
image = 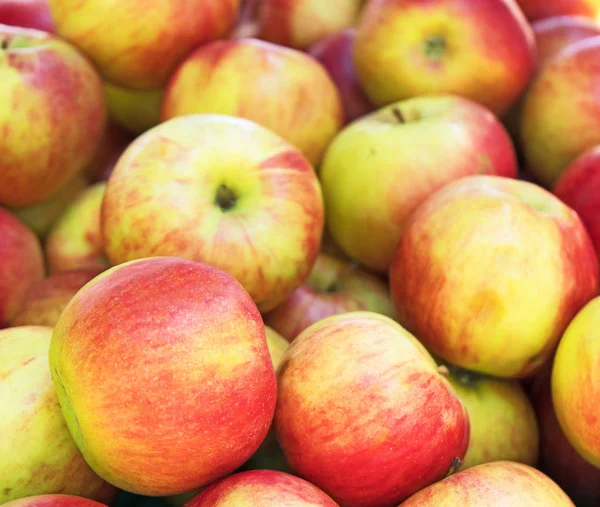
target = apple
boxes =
[102,114,324,313]
[533,15,600,64]
[265,252,396,342]
[554,145,600,258]
[390,175,599,378]
[0,0,54,32]
[0,208,45,328]
[3,496,109,507]
[320,95,518,273]
[446,368,539,469]
[0,326,116,504]
[308,29,373,124]
[50,257,277,495]
[104,83,163,135]
[399,461,574,506]
[48,0,241,89]
[9,173,88,238]
[516,0,600,21]
[10,268,104,327]
[254,0,363,50]
[185,471,338,507]
[530,367,600,506]
[0,24,106,207]
[45,182,108,274]
[274,312,470,507]
[161,39,343,167]
[353,0,536,115]
[521,37,600,187]
[552,296,600,467]
[84,120,133,183]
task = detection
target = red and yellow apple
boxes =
[0,208,45,328]
[48,0,241,89]
[521,36,600,187]
[185,471,338,507]
[265,252,395,342]
[50,257,277,495]
[353,0,536,115]
[308,29,373,124]
[0,24,106,207]
[102,114,324,313]
[104,83,163,135]
[161,39,342,166]
[3,496,109,507]
[45,182,108,274]
[399,461,574,506]
[390,175,599,378]
[554,145,600,258]
[516,0,600,21]
[1,326,116,504]
[320,95,517,273]
[274,312,470,507]
[0,0,54,32]
[11,268,104,327]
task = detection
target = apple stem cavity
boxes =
[424,35,446,59]
[392,107,406,124]
[215,184,238,212]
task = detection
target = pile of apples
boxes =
[3,0,600,505]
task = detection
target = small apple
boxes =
[3,496,109,507]
[308,29,374,124]
[48,0,241,89]
[50,257,277,495]
[102,114,324,313]
[320,95,517,273]
[390,175,599,378]
[0,326,116,504]
[161,38,342,166]
[275,312,470,507]
[265,252,395,342]
[104,83,163,135]
[0,0,54,32]
[0,208,45,328]
[353,0,536,115]
[399,462,574,506]
[0,23,106,207]
[516,0,600,21]
[185,470,338,507]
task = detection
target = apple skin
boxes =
[185,471,338,507]
[320,95,518,273]
[0,0,55,32]
[102,114,324,313]
[521,37,600,187]
[3,496,109,507]
[447,369,539,469]
[533,15,600,64]
[308,29,373,124]
[353,0,536,115]
[274,312,470,507]
[104,83,163,135]
[10,268,104,327]
[264,252,396,342]
[0,24,106,207]
[552,296,600,467]
[0,327,117,504]
[161,38,342,167]
[49,257,277,495]
[0,208,45,328]
[399,461,574,506]
[390,175,599,378]
[45,182,108,274]
[48,0,240,89]
[254,0,362,50]
[516,0,600,21]
[554,145,600,258]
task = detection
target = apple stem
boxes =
[392,107,406,124]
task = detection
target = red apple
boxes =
[399,462,574,506]
[390,175,599,378]
[102,114,324,313]
[185,471,338,507]
[49,257,277,495]
[554,145,600,258]
[308,29,373,124]
[0,0,54,32]
[274,312,470,507]
[11,268,104,327]
[3,496,108,507]
[516,0,600,21]
[353,0,536,115]
[0,24,106,207]
[264,252,395,342]
[0,208,45,328]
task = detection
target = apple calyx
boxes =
[424,35,446,59]
[215,183,238,212]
